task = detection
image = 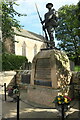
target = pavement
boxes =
[0,72,3,120]
[1,89,80,120]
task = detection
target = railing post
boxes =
[62,104,64,120]
[17,96,20,120]
[78,89,80,118]
[14,74,17,86]
[4,83,6,101]
[14,71,18,86]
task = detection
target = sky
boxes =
[14,0,79,35]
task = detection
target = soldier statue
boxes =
[41,3,58,47]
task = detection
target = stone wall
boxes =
[7,70,31,89]
[0,71,16,90]
[71,72,80,84]
[70,72,80,98]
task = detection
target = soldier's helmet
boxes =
[46,3,53,8]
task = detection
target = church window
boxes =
[34,44,37,56]
[22,41,26,56]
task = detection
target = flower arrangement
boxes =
[13,88,19,94]
[8,87,20,96]
[7,88,14,96]
[53,95,72,105]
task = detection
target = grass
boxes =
[74,66,80,72]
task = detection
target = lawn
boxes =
[74,66,80,71]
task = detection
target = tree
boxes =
[1,0,27,53]
[55,3,80,65]
[1,0,26,40]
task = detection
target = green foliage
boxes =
[74,66,80,72]
[1,0,27,39]
[2,53,29,71]
[55,2,80,65]
[0,41,2,71]
[0,1,2,27]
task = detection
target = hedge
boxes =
[2,53,29,71]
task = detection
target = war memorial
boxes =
[26,3,72,107]
[1,2,80,120]
[8,3,72,107]
[6,3,73,107]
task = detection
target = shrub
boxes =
[2,53,29,71]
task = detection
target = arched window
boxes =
[22,41,26,56]
[34,44,37,56]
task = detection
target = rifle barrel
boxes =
[35,3,42,22]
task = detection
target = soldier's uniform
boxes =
[42,3,58,46]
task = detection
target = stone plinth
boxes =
[31,49,72,94]
[28,49,72,106]
[26,85,61,107]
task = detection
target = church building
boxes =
[4,28,45,62]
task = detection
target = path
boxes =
[2,89,80,120]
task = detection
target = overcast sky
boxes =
[14,0,79,35]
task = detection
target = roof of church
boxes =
[14,28,45,42]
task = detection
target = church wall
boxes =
[14,35,44,62]
[3,37,15,54]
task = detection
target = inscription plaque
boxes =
[21,75,30,84]
[34,80,52,87]
[35,58,51,81]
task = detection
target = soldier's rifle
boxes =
[35,3,49,45]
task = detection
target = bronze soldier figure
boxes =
[42,3,58,47]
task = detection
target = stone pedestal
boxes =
[26,85,61,107]
[27,49,72,106]
[31,49,71,94]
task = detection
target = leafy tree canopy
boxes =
[1,0,27,39]
[55,2,80,65]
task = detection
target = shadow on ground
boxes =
[1,90,80,120]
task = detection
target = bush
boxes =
[2,53,29,71]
